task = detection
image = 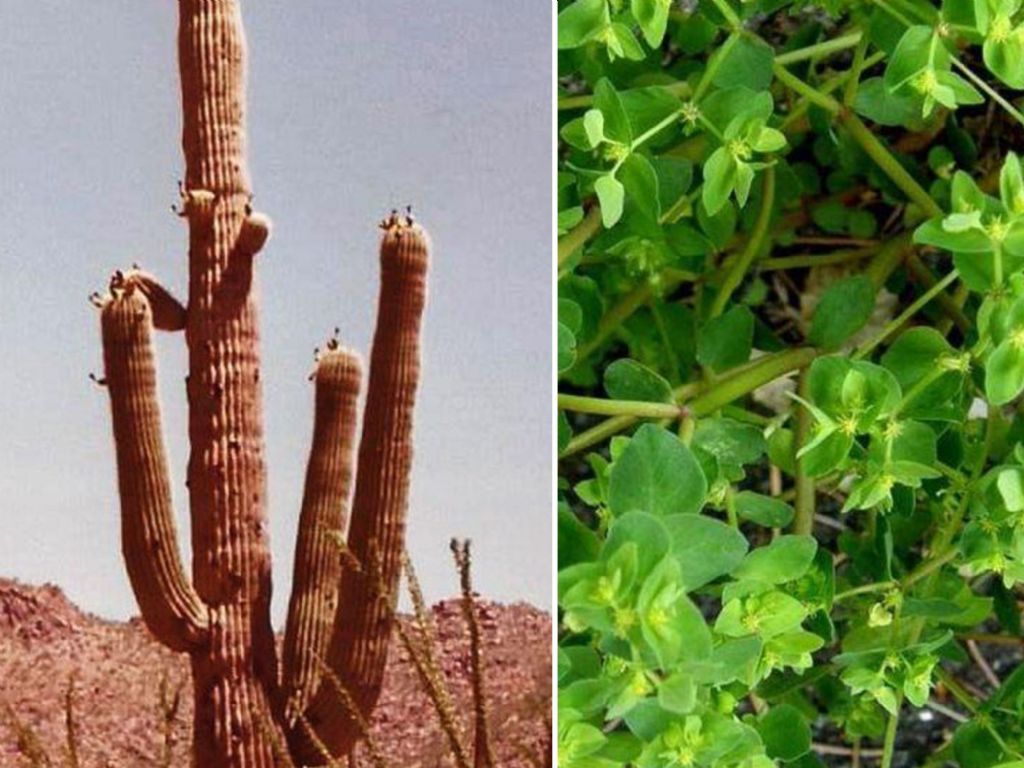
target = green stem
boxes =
[901,548,958,589]
[710,167,776,318]
[695,32,739,101]
[706,0,742,30]
[881,702,901,768]
[933,667,978,714]
[894,364,948,416]
[840,112,943,217]
[560,348,816,456]
[557,393,684,419]
[854,269,960,359]
[631,109,686,150]
[834,581,897,603]
[650,300,682,386]
[557,207,602,268]
[779,51,886,132]
[905,253,972,331]
[558,81,691,111]
[774,63,943,216]
[844,35,871,106]
[573,283,655,367]
[688,348,817,417]
[951,59,1024,128]
[793,369,815,536]
[873,0,916,26]
[725,487,739,528]
[759,247,874,271]
[773,62,842,113]
[776,32,864,66]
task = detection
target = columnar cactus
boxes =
[96,2,429,765]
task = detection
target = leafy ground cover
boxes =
[556,0,1024,765]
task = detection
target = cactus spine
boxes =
[97,2,429,766]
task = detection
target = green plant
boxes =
[558,0,1024,765]
[95,2,428,765]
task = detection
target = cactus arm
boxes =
[290,213,430,762]
[126,270,188,331]
[100,285,208,652]
[281,346,362,723]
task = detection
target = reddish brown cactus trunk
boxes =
[177,1,278,763]
[97,2,430,766]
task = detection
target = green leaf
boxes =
[808,275,876,349]
[557,0,610,49]
[986,339,1024,405]
[631,0,670,48]
[608,424,708,517]
[1002,152,1024,215]
[732,535,818,584]
[884,26,937,91]
[557,410,571,454]
[619,154,662,236]
[558,322,577,373]
[595,174,625,228]
[657,673,696,714]
[558,503,599,568]
[664,514,749,590]
[639,557,712,666]
[752,126,787,153]
[692,418,766,467]
[603,359,674,403]
[652,157,693,213]
[953,720,1004,768]
[758,704,812,761]
[734,492,795,527]
[702,146,738,217]
[583,109,606,147]
[914,217,993,253]
[998,467,1024,511]
[881,327,963,420]
[853,77,922,128]
[608,22,646,61]
[985,26,1024,88]
[713,36,775,91]
[697,305,754,372]
[701,88,773,135]
[605,512,671,578]
[593,79,633,144]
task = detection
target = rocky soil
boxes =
[0,578,551,767]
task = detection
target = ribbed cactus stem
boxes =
[293,213,429,760]
[282,345,362,723]
[100,285,208,652]
[177,0,279,764]
[452,540,495,768]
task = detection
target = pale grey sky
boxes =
[0,2,551,622]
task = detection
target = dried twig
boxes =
[401,551,472,767]
[451,539,495,768]
[967,639,1002,689]
[63,676,79,768]
[313,653,389,768]
[2,704,52,768]
[157,672,184,768]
